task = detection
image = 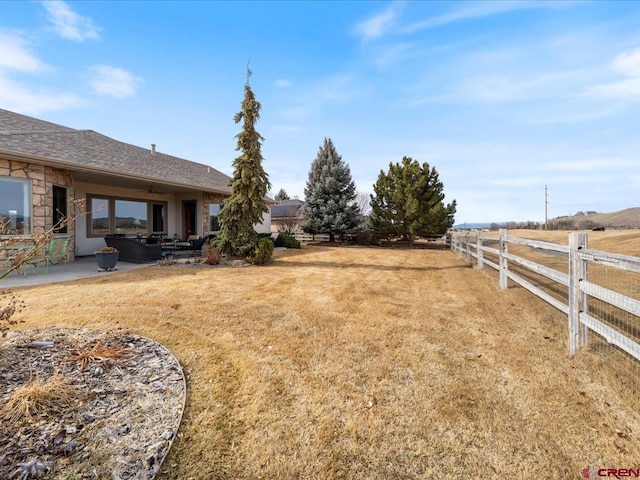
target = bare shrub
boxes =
[0,289,25,337]
[0,199,86,337]
[204,244,221,265]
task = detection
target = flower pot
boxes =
[96,251,119,271]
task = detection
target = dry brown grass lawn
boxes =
[504,228,640,257]
[9,245,640,479]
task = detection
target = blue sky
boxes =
[2,1,640,224]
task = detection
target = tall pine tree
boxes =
[216,69,271,255]
[302,138,358,242]
[274,188,290,202]
[370,156,456,242]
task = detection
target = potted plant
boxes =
[95,246,119,271]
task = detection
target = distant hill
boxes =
[453,207,640,231]
[552,207,640,229]
[452,222,492,230]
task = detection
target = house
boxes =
[0,108,271,266]
[270,199,305,235]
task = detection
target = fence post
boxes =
[477,233,484,269]
[569,232,588,355]
[465,232,471,263]
[499,228,508,290]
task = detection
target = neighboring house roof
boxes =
[0,108,232,195]
[271,200,305,218]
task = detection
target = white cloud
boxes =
[277,73,360,120]
[0,31,47,73]
[318,74,358,101]
[0,30,82,114]
[487,176,544,187]
[612,48,640,77]
[403,2,528,33]
[402,1,576,34]
[369,42,416,69]
[467,70,584,103]
[42,0,100,41]
[588,47,640,101]
[0,74,83,115]
[89,65,143,98]
[353,3,401,41]
[547,158,640,171]
[274,79,293,88]
[272,124,303,133]
[279,106,312,120]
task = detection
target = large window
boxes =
[115,200,147,235]
[87,195,167,237]
[0,178,31,235]
[209,203,221,231]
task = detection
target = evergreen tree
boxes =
[274,188,290,202]
[216,70,271,255]
[370,156,456,242]
[302,138,358,242]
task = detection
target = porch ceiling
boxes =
[74,170,206,194]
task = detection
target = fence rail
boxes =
[451,229,640,363]
[291,233,331,243]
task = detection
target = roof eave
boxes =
[0,148,231,195]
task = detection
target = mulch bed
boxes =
[0,328,186,479]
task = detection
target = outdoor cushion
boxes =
[104,236,162,263]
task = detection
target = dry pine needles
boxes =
[68,343,131,372]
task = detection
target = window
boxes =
[209,203,221,231]
[87,195,168,237]
[53,186,67,233]
[0,178,31,235]
[90,197,110,235]
[115,200,147,235]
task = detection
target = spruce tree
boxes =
[274,188,290,202]
[216,70,271,255]
[302,138,358,242]
[370,156,456,242]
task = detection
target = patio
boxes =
[0,256,156,288]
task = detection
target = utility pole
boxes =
[544,184,548,230]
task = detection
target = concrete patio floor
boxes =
[0,256,156,288]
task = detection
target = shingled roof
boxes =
[271,200,305,218]
[0,108,231,194]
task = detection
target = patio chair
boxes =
[1,244,30,277]
[45,237,70,273]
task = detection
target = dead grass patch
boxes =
[7,245,640,479]
[1,373,75,426]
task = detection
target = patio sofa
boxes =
[104,236,162,263]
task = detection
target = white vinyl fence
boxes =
[451,229,640,365]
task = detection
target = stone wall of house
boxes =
[0,159,75,271]
[202,193,228,235]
